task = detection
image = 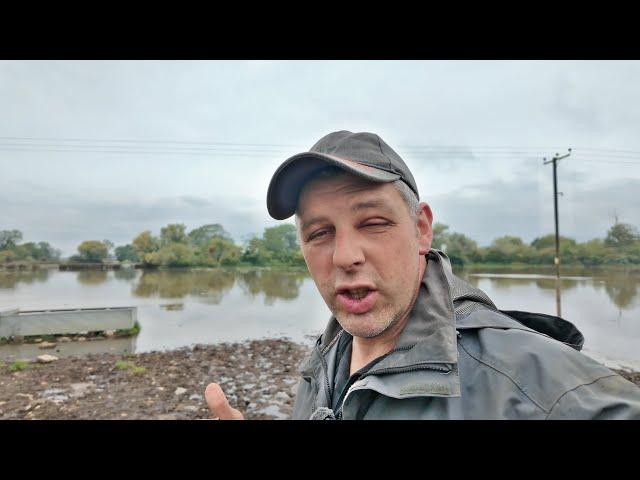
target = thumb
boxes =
[205,383,244,420]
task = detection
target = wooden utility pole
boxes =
[543,148,571,317]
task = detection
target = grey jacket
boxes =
[292,250,640,420]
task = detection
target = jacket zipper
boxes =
[317,347,333,408]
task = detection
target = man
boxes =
[206,130,640,420]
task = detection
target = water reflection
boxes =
[76,270,108,285]
[457,268,640,311]
[0,269,52,289]
[129,268,309,305]
[601,274,639,310]
[132,269,236,304]
[237,269,308,305]
[2,265,638,313]
[463,274,583,292]
[114,267,138,282]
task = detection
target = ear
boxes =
[416,202,433,255]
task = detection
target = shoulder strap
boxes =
[499,310,584,351]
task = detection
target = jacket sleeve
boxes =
[546,374,640,420]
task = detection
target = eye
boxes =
[307,229,330,242]
[361,219,393,230]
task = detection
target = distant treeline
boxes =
[432,221,640,266]
[72,223,306,268]
[2,220,639,268]
[0,230,61,263]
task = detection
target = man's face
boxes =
[297,173,433,339]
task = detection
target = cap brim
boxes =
[267,152,401,220]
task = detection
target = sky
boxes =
[1,60,639,256]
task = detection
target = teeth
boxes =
[347,288,369,300]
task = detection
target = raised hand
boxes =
[204,383,244,420]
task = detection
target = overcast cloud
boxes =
[1,60,639,255]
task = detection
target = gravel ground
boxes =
[1,339,638,420]
[0,339,312,420]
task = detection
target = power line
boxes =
[4,135,640,156]
[1,138,640,164]
[0,136,305,149]
[577,159,640,165]
[0,142,297,154]
[0,147,289,157]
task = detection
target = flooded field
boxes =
[1,265,639,370]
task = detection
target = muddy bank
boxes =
[1,339,638,420]
[0,339,312,420]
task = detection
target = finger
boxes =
[205,383,244,420]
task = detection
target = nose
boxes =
[332,229,365,271]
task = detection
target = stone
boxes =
[77,337,87,342]
[69,383,93,398]
[58,337,72,343]
[188,394,203,401]
[34,338,43,343]
[16,393,34,402]
[177,405,199,412]
[41,388,65,396]
[274,392,290,402]
[174,387,187,396]
[38,341,57,349]
[104,330,115,337]
[36,354,58,363]
[157,413,178,420]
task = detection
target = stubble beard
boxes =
[334,275,422,340]
[337,305,407,339]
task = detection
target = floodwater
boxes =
[1,266,639,370]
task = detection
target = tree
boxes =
[76,240,108,263]
[241,236,272,265]
[0,230,23,250]
[574,238,605,266]
[485,236,530,263]
[188,224,232,247]
[442,232,479,266]
[207,237,241,266]
[15,242,39,261]
[262,224,299,262]
[0,250,17,263]
[430,223,450,250]
[158,243,194,267]
[429,223,478,265]
[160,223,188,246]
[132,231,161,266]
[605,223,639,248]
[115,244,140,263]
[37,242,61,261]
[531,234,577,250]
[102,239,115,260]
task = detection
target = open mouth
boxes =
[344,287,371,300]
[336,287,378,314]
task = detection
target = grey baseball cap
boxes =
[267,130,419,220]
